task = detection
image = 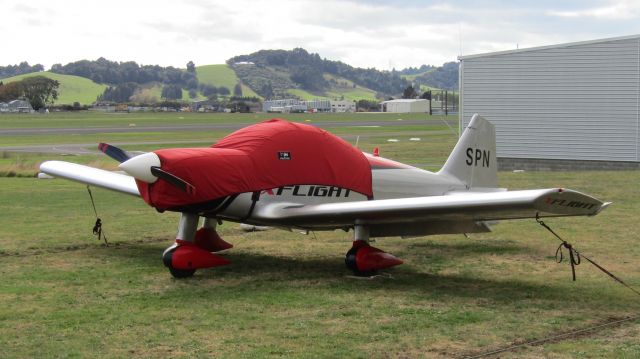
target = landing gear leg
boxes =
[163,213,199,278]
[345,224,403,276]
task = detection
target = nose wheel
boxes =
[163,214,231,278]
[163,244,196,278]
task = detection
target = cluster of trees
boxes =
[0,62,44,79]
[0,76,59,110]
[397,64,434,76]
[199,83,231,97]
[356,99,380,112]
[98,83,236,103]
[98,82,138,103]
[401,85,434,100]
[411,62,459,90]
[228,48,409,97]
[402,85,418,99]
[51,58,198,88]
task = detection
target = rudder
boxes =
[438,114,497,189]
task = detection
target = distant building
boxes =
[305,99,331,112]
[330,100,356,113]
[7,100,33,113]
[0,102,8,113]
[380,99,429,113]
[191,100,223,113]
[263,99,300,113]
[91,103,117,112]
[263,99,353,113]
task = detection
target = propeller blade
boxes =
[151,166,196,195]
[98,143,132,163]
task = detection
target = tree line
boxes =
[51,57,198,88]
[0,62,44,80]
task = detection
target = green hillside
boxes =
[400,70,431,81]
[287,86,377,101]
[196,64,259,98]
[282,73,378,101]
[2,71,106,105]
[323,74,377,100]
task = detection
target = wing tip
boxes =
[593,201,613,215]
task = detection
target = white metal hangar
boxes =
[380,99,430,113]
[459,34,640,170]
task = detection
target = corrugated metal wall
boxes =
[460,36,640,162]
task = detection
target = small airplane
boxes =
[39,115,610,278]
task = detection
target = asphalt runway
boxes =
[0,118,457,136]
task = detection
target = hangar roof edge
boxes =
[458,34,640,61]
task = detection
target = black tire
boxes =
[168,266,196,278]
[345,246,377,277]
[163,245,196,278]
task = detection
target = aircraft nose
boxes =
[119,152,161,183]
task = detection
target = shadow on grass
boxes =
[404,239,530,256]
[98,242,633,310]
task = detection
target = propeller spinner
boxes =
[119,152,196,195]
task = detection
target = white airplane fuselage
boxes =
[218,159,467,231]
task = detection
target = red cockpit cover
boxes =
[137,119,372,210]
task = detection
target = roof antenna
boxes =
[355,135,360,148]
[458,22,463,57]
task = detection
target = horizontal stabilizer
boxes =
[40,161,140,196]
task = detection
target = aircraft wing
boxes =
[40,161,140,197]
[254,188,610,235]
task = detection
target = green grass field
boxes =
[2,71,107,105]
[196,64,260,98]
[0,112,639,357]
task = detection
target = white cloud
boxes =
[547,1,640,20]
[1,0,640,70]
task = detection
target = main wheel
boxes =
[163,245,196,278]
[345,246,377,277]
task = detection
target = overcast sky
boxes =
[2,0,640,70]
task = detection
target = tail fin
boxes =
[438,114,497,189]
